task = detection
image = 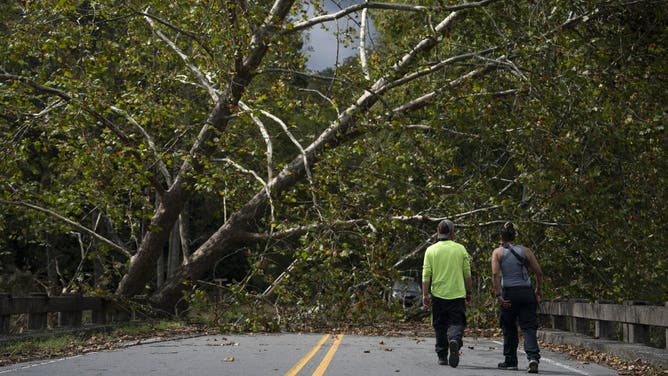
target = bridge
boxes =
[1,294,666,374]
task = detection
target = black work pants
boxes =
[499,286,540,364]
[431,296,466,357]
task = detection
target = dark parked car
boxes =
[389,276,422,308]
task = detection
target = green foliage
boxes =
[1,0,665,326]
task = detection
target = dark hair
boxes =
[500,222,516,242]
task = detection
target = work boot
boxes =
[437,351,448,365]
[448,340,459,368]
[498,361,519,370]
[528,359,539,373]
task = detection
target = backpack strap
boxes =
[503,243,530,269]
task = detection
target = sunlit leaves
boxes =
[1,0,665,311]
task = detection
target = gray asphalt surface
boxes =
[0,334,618,376]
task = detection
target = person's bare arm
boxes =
[491,248,503,297]
[422,281,432,307]
[491,247,511,308]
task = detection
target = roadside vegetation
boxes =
[1,318,665,376]
[0,0,665,375]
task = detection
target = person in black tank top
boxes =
[491,222,544,374]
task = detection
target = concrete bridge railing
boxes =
[0,293,136,336]
[538,299,668,349]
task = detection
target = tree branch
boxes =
[0,74,132,143]
[143,8,218,102]
[239,101,274,190]
[392,65,494,114]
[234,219,370,242]
[216,157,275,222]
[134,9,214,58]
[359,6,371,81]
[288,2,430,33]
[0,199,131,258]
[110,106,172,186]
[287,0,499,33]
[381,48,499,95]
[238,101,276,224]
[259,109,320,215]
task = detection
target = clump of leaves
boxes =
[540,342,667,376]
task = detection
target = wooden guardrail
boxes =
[0,293,133,336]
[538,300,668,349]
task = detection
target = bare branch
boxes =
[402,124,482,138]
[222,10,469,208]
[382,48,498,94]
[289,2,430,33]
[476,55,528,80]
[244,0,296,69]
[110,106,172,185]
[0,73,133,145]
[391,204,504,269]
[359,6,371,81]
[391,205,503,224]
[259,109,320,212]
[31,99,65,118]
[235,219,369,242]
[134,9,214,58]
[217,157,275,222]
[143,8,218,102]
[297,88,341,117]
[239,101,274,188]
[388,11,460,80]
[0,73,71,100]
[392,65,494,114]
[261,258,297,297]
[288,0,499,33]
[0,199,131,258]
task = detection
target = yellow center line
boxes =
[312,334,344,376]
[284,334,331,376]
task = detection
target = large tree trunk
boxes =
[115,0,296,300]
[116,184,187,296]
[147,10,465,311]
[168,218,182,277]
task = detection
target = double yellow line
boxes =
[284,334,344,376]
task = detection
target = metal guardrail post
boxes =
[92,298,108,325]
[58,293,83,328]
[622,300,650,345]
[594,300,617,340]
[570,299,591,336]
[0,293,9,335]
[553,300,568,331]
[28,293,48,331]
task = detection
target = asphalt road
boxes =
[0,333,618,376]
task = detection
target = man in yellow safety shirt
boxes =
[422,219,472,368]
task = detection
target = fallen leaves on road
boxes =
[1,321,665,376]
[539,341,666,376]
[0,323,214,367]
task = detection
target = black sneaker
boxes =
[437,351,448,365]
[448,340,460,368]
[498,362,519,370]
[528,359,539,373]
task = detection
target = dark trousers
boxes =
[431,296,466,357]
[499,286,540,364]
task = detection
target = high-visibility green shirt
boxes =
[422,240,471,300]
